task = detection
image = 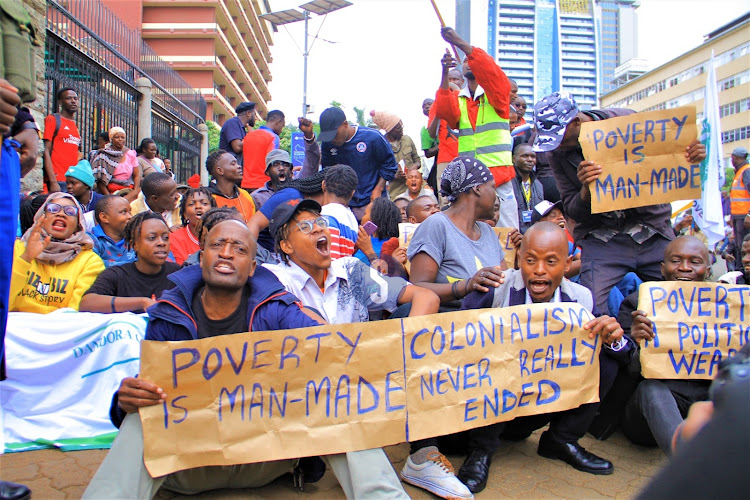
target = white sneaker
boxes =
[400,451,474,500]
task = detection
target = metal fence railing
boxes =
[45,0,206,179]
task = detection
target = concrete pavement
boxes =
[0,430,665,499]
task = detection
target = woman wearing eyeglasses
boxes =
[10,192,104,313]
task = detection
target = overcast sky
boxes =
[265,0,748,145]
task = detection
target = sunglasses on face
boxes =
[292,216,328,234]
[270,161,292,169]
[46,203,79,217]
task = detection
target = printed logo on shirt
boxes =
[19,271,70,305]
[330,148,338,156]
[356,142,367,153]
[63,125,70,130]
[63,135,81,146]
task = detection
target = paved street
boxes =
[1,430,665,499]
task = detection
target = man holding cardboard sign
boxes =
[83,220,406,499]
[460,223,632,487]
[533,92,706,315]
[619,236,716,454]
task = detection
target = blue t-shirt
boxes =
[353,236,388,265]
[83,191,104,214]
[258,188,303,251]
[218,116,246,163]
[321,127,397,208]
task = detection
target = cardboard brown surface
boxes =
[638,281,750,380]
[140,304,603,476]
[579,107,699,214]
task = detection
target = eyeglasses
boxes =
[46,203,79,217]
[292,216,328,234]
[270,161,292,169]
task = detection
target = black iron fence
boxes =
[45,0,206,180]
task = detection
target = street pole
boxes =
[302,10,309,117]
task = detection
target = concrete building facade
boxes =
[102,0,275,124]
[600,14,750,166]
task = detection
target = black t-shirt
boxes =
[85,262,180,311]
[191,285,250,338]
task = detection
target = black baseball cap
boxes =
[235,102,256,114]
[317,107,347,143]
[269,198,322,242]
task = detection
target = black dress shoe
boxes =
[537,431,614,475]
[0,481,30,500]
[457,449,493,493]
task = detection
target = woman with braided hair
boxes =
[79,212,180,314]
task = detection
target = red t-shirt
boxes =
[241,128,275,189]
[43,114,81,181]
[169,226,200,265]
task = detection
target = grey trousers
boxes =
[83,413,408,499]
[622,379,710,455]
[496,180,520,230]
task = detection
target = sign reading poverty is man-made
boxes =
[638,282,750,380]
[139,303,602,476]
[579,107,699,214]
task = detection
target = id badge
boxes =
[522,210,533,223]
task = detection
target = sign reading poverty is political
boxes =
[1,310,144,453]
[139,303,601,476]
[579,106,700,214]
[638,282,750,380]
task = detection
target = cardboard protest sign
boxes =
[398,223,420,273]
[579,107,699,214]
[638,282,750,380]
[403,303,601,441]
[139,304,603,476]
[492,227,518,269]
[139,320,408,477]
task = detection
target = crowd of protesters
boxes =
[1,23,748,500]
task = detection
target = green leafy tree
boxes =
[353,106,375,128]
[207,120,220,153]
[329,100,344,109]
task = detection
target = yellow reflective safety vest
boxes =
[457,94,512,168]
[730,163,750,215]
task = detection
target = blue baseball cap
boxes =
[533,92,580,152]
[317,107,347,143]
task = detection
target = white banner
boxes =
[1,310,144,453]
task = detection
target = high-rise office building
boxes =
[482,0,639,109]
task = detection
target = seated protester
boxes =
[265,198,438,322]
[89,195,135,268]
[406,195,440,224]
[481,195,501,227]
[717,232,750,284]
[394,197,409,223]
[321,164,359,259]
[354,197,402,265]
[511,144,544,233]
[65,159,103,215]
[181,207,275,267]
[83,220,408,500]
[205,149,256,222]
[400,157,506,500]
[618,236,712,455]
[130,172,181,227]
[247,172,326,253]
[250,149,292,210]
[394,164,436,204]
[10,193,104,313]
[461,222,631,488]
[19,193,49,235]
[407,156,506,311]
[80,212,181,314]
[531,200,581,279]
[169,187,216,265]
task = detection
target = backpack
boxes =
[0,0,38,103]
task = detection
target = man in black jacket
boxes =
[533,91,707,315]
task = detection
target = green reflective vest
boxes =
[457,94,512,167]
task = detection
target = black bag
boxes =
[0,0,38,103]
